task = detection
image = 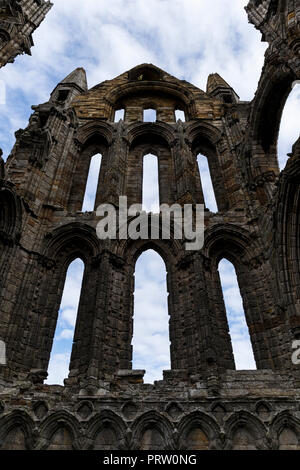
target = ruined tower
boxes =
[0,0,299,451]
[0,0,52,68]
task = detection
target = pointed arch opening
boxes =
[232,427,257,450]
[132,249,170,383]
[82,153,102,212]
[2,427,26,450]
[143,108,157,122]
[0,339,6,365]
[218,258,256,370]
[197,153,218,212]
[278,82,300,170]
[0,188,22,242]
[48,427,73,450]
[46,258,85,385]
[142,153,160,213]
[114,109,125,122]
[186,428,209,450]
[0,79,5,105]
[279,428,300,450]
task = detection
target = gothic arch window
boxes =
[278,428,300,450]
[143,108,157,122]
[46,258,85,385]
[192,133,227,211]
[197,153,218,212]
[132,249,170,383]
[2,426,26,450]
[186,427,209,450]
[232,427,256,450]
[114,109,125,122]
[218,259,256,370]
[0,188,21,243]
[277,82,300,170]
[0,29,10,49]
[142,153,160,212]
[48,427,73,450]
[82,153,102,212]
[140,428,165,450]
[127,135,174,207]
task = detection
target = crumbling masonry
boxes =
[0,0,300,450]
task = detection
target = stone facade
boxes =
[0,0,52,68]
[0,0,299,450]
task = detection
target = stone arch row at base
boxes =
[0,408,300,451]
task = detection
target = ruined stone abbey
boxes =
[0,0,299,450]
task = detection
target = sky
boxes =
[0,0,299,384]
